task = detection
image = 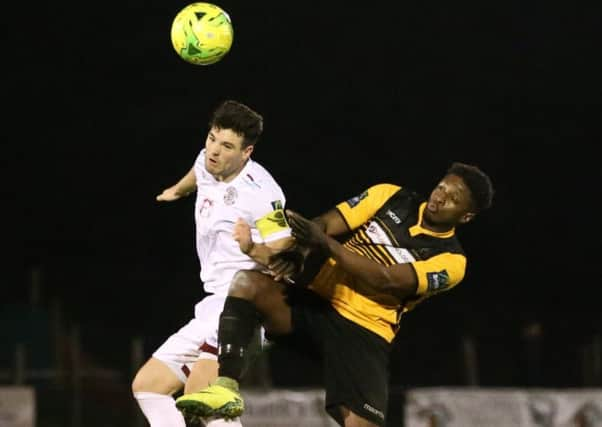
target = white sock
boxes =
[133,391,186,427]
[204,416,243,426]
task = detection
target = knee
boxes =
[229,270,258,299]
[131,361,181,396]
[229,270,271,300]
[130,359,162,394]
[131,369,145,394]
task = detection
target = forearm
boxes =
[173,168,197,196]
[311,209,348,237]
[322,236,416,299]
[246,236,295,266]
[245,242,276,266]
[324,237,390,285]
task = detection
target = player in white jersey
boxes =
[132,100,295,427]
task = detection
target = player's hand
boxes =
[233,218,254,254]
[286,209,328,250]
[156,187,182,202]
[267,257,295,282]
[268,251,305,282]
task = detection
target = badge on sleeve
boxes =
[346,190,368,208]
[427,270,450,291]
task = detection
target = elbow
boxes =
[380,271,417,299]
[382,282,415,300]
[393,284,417,300]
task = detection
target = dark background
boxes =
[6,0,601,409]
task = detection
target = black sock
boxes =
[217,296,261,380]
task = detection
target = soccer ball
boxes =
[170,2,234,65]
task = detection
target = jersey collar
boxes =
[408,202,455,238]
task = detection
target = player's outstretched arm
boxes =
[287,209,418,299]
[265,208,349,281]
[310,208,350,237]
[232,207,352,282]
[156,168,196,202]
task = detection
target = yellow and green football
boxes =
[170,3,233,65]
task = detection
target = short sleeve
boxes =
[412,252,467,295]
[255,199,291,242]
[248,186,291,243]
[335,183,401,230]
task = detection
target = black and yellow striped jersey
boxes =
[308,183,467,342]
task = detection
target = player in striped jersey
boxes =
[176,162,494,426]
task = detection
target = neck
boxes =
[213,160,248,183]
[420,216,454,233]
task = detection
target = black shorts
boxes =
[283,286,391,426]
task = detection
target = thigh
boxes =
[152,296,225,383]
[132,357,183,395]
[231,270,293,336]
[321,313,390,427]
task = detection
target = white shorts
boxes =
[152,294,226,383]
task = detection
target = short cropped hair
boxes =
[447,162,494,213]
[209,100,264,148]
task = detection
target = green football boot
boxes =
[175,377,244,420]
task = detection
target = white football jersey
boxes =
[193,149,290,295]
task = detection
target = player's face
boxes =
[423,174,475,227]
[204,126,253,182]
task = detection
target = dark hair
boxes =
[447,162,494,213]
[209,100,264,148]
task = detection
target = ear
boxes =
[242,144,254,160]
[459,211,476,225]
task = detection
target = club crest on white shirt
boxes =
[224,186,238,205]
[199,198,214,217]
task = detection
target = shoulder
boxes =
[236,159,286,206]
[241,159,283,191]
[193,150,206,171]
[360,183,403,203]
[370,183,402,192]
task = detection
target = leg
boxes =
[132,357,186,427]
[135,302,225,427]
[184,358,219,394]
[339,406,381,427]
[318,306,390,427]
[217,270,292,380]
[176,270,292,420]
[228,270,293,336]
[133,357,184,395]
